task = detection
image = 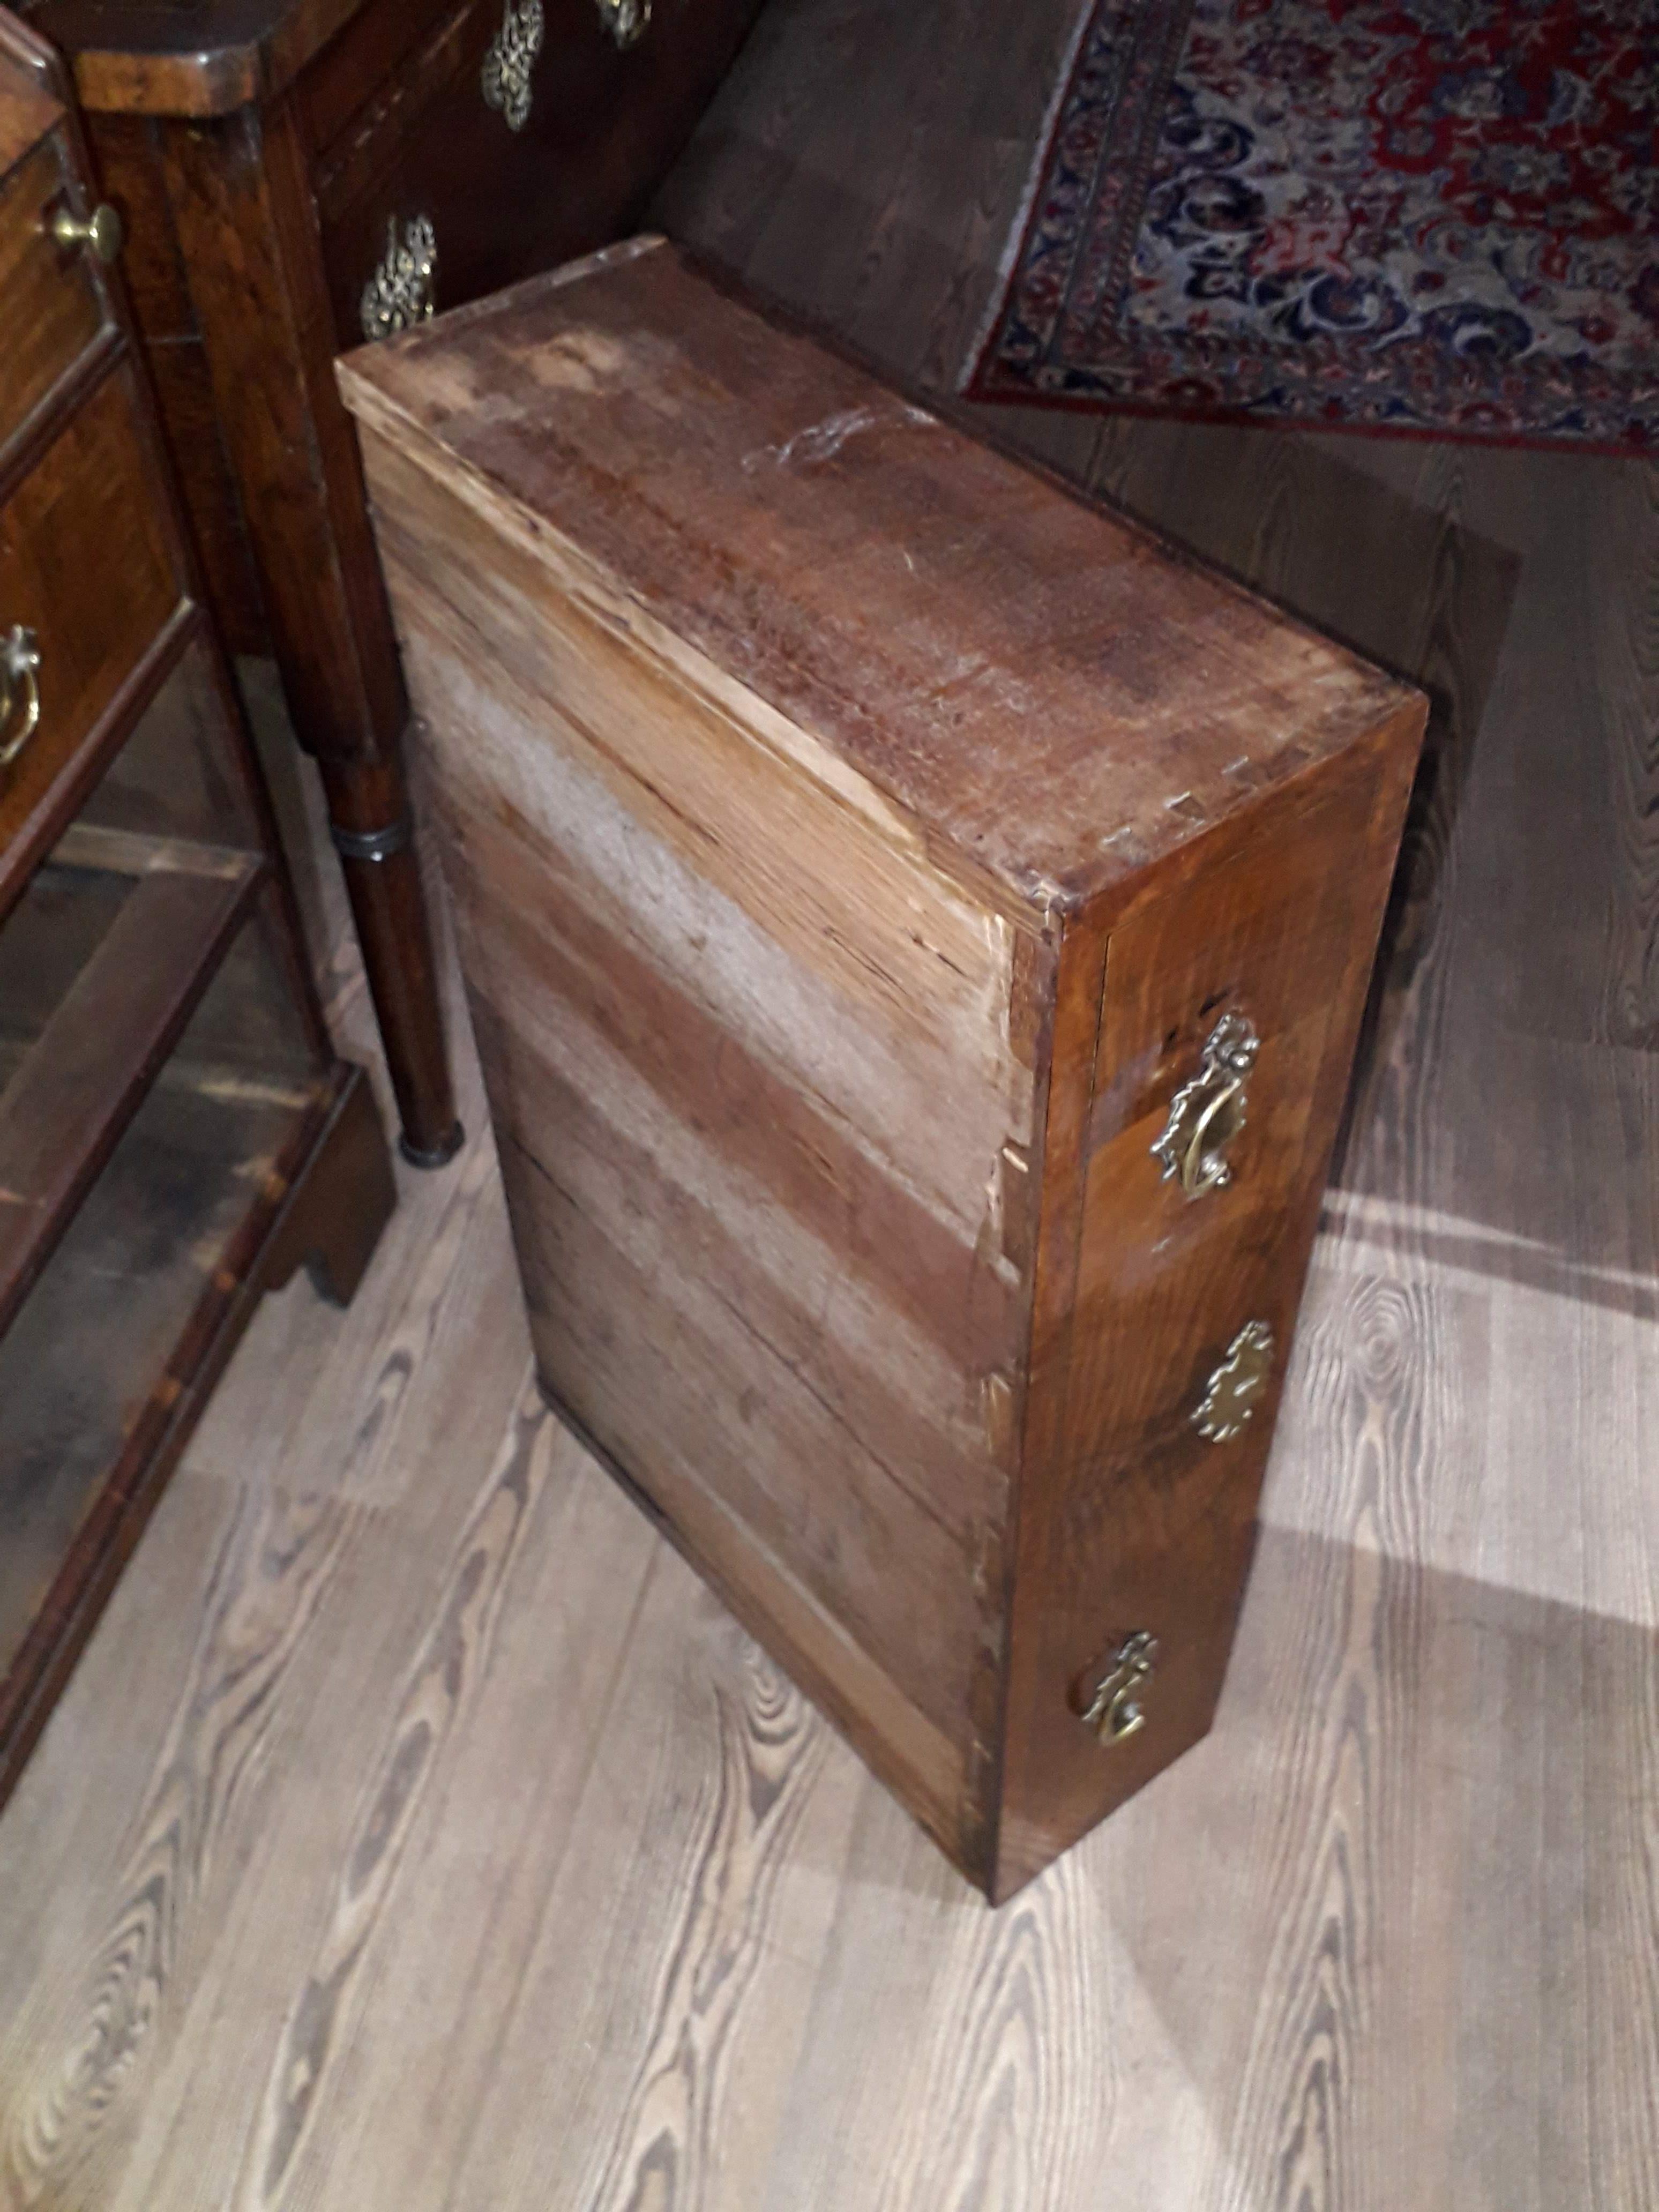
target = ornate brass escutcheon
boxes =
[482,0,544,130]
[360,214,438,343]
[0,625,42,768]
[1193,1319,1275,1444]
[1151,1010,1260,1199]
[595,0,651,47]
[1079,1631,1159,1746]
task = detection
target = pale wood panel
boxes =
[183,1119,527,1518]
[422,1553,862,2212]
[363,444,1041,1225]
[222,1387,603,2212]
[227,1436,661,2212]
[0,1471,372,2210]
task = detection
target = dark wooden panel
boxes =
[317,0,767,352]
[160,103,402,759]
[0,130,110,451]
[303,0,479,191]
[26,0,374,117]
[81,113,270,647]
[141,335,268,651]
[0,362,185,892]
[0,854,264,1332]
[0,1057,393,1811]
[80,108,193,334]
[0,48,59,174]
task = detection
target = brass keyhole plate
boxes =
[1193,1319,1275,1444]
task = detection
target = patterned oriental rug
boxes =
[966,0,1659,454]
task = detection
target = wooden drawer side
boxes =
[404,624,1019,1737]
[362,426,1048,1875]
[361,429,1039,1227]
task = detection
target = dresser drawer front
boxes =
[313,0,765,352]
[0,133,114,457]
[0,367,185,869]
[1070,761,1382,1462]
[999,743,1409,1890]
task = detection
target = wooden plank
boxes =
[53,820,260,878]
[365,445,1040,1199]
[0,857,263,1332]
[340,242,1421,917]
[0,74,60,180]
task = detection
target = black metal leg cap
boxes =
[398,1119,465,1170]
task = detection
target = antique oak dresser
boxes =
[0,6,393,1810]
[19,0,766,1165]
[339,242,1427,1900]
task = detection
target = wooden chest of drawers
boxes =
[23,0,766,1171]
[0,5,394,1811]
[339,242,1427,1900]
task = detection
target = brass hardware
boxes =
[1080,1631,1158,1746]
[49,200,123,265]
[1193,1319,1275,1444]
[595,0,651,47]
[0,625,42,768]
[1152,1010,1259,1199]
[360,215,438,343]
[482,0,544,130]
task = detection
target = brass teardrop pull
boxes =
[1151,1010,1259,1198]
[1079,1631,1158,1747]
[0,625,42,768]
[360,215,438,343]
[482,0,544,130]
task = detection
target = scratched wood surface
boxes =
[0,0,1654,2202]
[341,235,1422,1893]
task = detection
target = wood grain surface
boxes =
[341,242,1417,918]
[0,131,109,451]
[1,0,1654,2201]
[0,362,184,907]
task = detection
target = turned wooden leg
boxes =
[319,754,462,1168]
[155,104,464,1167]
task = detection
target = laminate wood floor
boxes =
[2,3,1655,2204]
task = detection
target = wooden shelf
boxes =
[0,1056,392,1800]
[0,849,265,1333]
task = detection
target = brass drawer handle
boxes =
[1193,1319,1274,1444]
[595,0,651,47]
[1152,1010,1259,1199]
[0,625,42,768]
[482,0,544,130]
[360,214,438,343]
[1080,1631,1157,1746]
[49,200,124,265]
